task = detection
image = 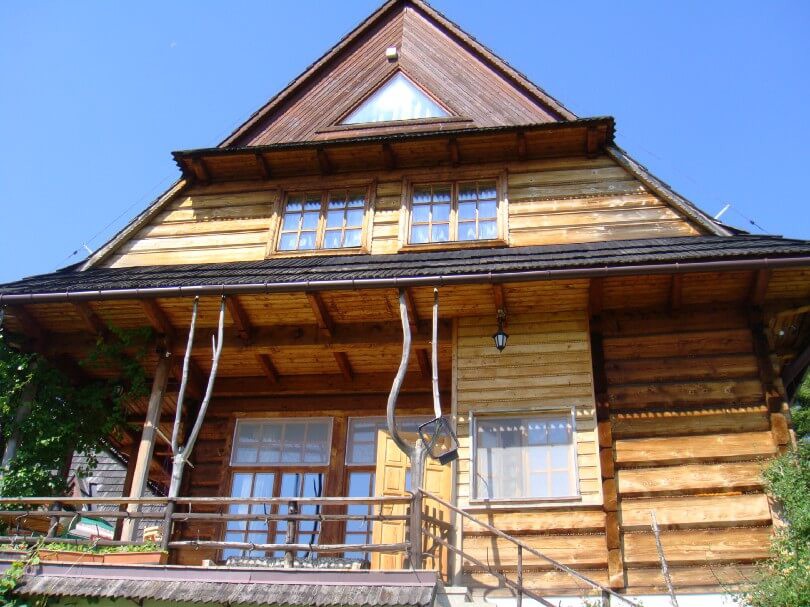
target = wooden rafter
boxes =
[190,158,210,184]
[381,143,396,170]
[225,296,254,344]
[333,351,354,381]
[516,131,527,160]
[669,274,683,310]
[306,292,334,338]
[416,349,431,380]
[254,153,271,180]
[403,288,419,330]
[588,278,603,317]
[172,357,205,400]
[72,302,109,337]
[749,269,772,306]
[492,284,508,316]
[5,305,47,345]
[255,353,279,383]
[448,137,460,167]
[212,371,447,396]
[586,126,601,157]
[141,300,177,344]
[316,147,333,175]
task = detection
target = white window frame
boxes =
[230,417,333,467]
[345,415,434,466]
[470,409,580,503]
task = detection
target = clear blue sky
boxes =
[1,1,808,284]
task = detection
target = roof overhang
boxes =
[173,118,615,184]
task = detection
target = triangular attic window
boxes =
[341,72,451,125]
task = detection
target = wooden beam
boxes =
[212,371,446,396]
[403,288,419,330]
[749,269,772,306]
[333,351,354,381]
[586,126,600,158]
[46,320,449,356]
[416,349,431,380]
[141,300,177,344]
[669,274,683,310]
[73,302,109,337]
[588,278,603,317]
[516,131,527,160]
[255,353,279,383]
[316,147,333,175]
[190,158,210,184]
[448,137,460,167]
[306,292,334,338]
[122,354,171,541]
[254,153,271,180]
[492,284,507,316]
[382,143,396,170]
[5,305,47,345]
[171,357,205,400]
[225,296,254,344]
[783,341,810,395]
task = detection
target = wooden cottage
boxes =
[1,1,809,606]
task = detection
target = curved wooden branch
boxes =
[386,289,415,458]
[171,296,199,453]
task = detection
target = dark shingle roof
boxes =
[12,564,437,607]
[2,235,810,301]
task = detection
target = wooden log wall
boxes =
[104,155,702,268]
[602,306,780,595]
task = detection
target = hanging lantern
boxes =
[492,309,508,352]
[418,417,459,465]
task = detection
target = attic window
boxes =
[341,72,450,125]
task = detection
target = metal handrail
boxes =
[419,489,643,607]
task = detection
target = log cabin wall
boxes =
[103,154,703,268]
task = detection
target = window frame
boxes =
[401,172,508,250]
[230,417,334,468]
[469,409,580,504]
[267,184,374,257]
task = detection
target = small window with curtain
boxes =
[409,179,499,245]
[276,188,367,252]
[473,413,577,501]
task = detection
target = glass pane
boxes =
[348,194,365,207]
[342,72,450,124]
[285,200,303,212]
[431,224,449,242]
[235,447,258,463]
[458,222,477,241]
[326,210,344,228]
[432,186,451,203]
[282,423,306,463]
[304,196,321,208]
[479,183,497,199]
[458,183,477,201]
[412,204,430,224]
[413,187,431,204]
[281,213,300,231]
[278,233,298,251]
[346,208,364,227]
[302,211,319,230]
[479,221,497,240]
[411,224,429,244]
[432,203,450,222]
[479,200,497,219]
[550,444,570,469]
[458,201,476,221]
[344,229,362,248]
[298,231,316,250]
[323,230,342,249]
[551,471,571,496]
[237,422,261,443]
[231,473,253,497]
[549,420,571,444]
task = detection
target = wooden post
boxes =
[516,544,523,607]
[285,501,298,568]
[409,442,426,570]
[114,440,139,540]
[122,353,171,541]
[1,371,37,470]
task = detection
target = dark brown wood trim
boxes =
[255,353,279,384]
[225,296,255,345]
[306,292,335,339]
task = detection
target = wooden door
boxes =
[371,430,452,576]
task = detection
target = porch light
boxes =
[492,309,508,352]
[418,417,459,465]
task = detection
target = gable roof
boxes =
[220,0,576,146]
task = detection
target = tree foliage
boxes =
[0,324,151,497]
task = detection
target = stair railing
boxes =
[419,489,643,607]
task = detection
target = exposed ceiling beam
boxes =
[255,353,279,383]
[516,131,527,160]
[141,300,177,344]
[381,143,397,170]
[333,351,354,381]
[416,349,431,380]
[588,278,603,317]
[190,158,211,184]
[171,357,205,400]
[749,269,772,307]
[403,288,419,330]
[586,126,601,157]
[448,137,460,167]
[306,292,334,338]
[783,341,810,394]
[73,302,109,338]
[44,321,450,356]
[669,274,683,310]
[254,153,272,180]
[4,305,48,345]
[316,147,333,175]
[225,296,255,344]
[492,284,508,316]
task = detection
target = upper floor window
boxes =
[341,72,450,125]
[277,189,366,252]
[409,180,499,245]
[231,418,332,466]
[473,413,577,501]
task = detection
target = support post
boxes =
[285,501,298,568]
[1,370,37,470]
[122,352,171,541]
[408,442,426,570]
[516,544,523,607]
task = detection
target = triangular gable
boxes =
[341,71,451,124]
[221,0,575,146]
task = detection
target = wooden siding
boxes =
[104,155,702,268]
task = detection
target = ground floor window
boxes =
[473,412,577,501]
